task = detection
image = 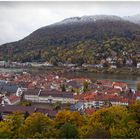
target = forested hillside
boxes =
[0,15,140,64]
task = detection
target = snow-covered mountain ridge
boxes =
[52,14,140,26]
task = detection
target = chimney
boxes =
[38,89,41,96]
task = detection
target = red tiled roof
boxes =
[106,88,121,94]
[28,82,34,88]
[7,94,20,104]
[74,94,86,100]
[112,82,128,88]
[97,79,113,86]
[75,91,129,103]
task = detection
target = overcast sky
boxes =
[1,1,140,45]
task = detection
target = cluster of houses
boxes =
[0,61,54,68]
[1,51,140,69]
[62,51,140,69]
[92,50,140,68]
[0,71,140,118]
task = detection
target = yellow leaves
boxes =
[0,121,13,138]
[76,49,84,54]
[5,112,24,129]
[4,112,25,138]
[20,112,56,138]
[89,106,129,129]
[70,111,85,127]
[78,125,91,138]
[42,51,49,60]
[109,127,128,138]
[55,110,71,127]
[24,112,53,128]
[0,121,10,131]
[55,110,85,128]
[89,108,107,125]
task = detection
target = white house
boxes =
[24,89,77,104]
[16,87,24,96]
[137,62,140,68]
[83,100,104,109]
[2,94,21,105]
[110,101,128,106]
[106,57,112,63]
[0,61,6,67]
[95,64,103,68]
[110,65,117,69]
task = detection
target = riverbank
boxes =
[0,66,140,76]
[82,67,140,76]
[29,66,140,76]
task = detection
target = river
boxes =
[0,68,24,73]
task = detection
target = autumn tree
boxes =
[59,122,79,138]
[88,106,136,138]
[128,100,140,138]
[0,121,13,138]
[55,110,85,128]
[19,112,58,138]
[129,101,140,124]
[5,112,25,138]
[83,81,89,92]
[85,123,111,139]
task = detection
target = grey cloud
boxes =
[1,1,140,45]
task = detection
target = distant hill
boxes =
[0,15,140,65]
[124,14,140,25]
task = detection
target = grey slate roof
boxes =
[24,88,40,96]
[39,90,74,98]
[0,80,8,85]
[0,105,35,114]
[74,102,84,109]
[0,82,18,93]
[67,81,82,89]
[70,102,84,115]
[0,105,58,118]
[24,89,74,98]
